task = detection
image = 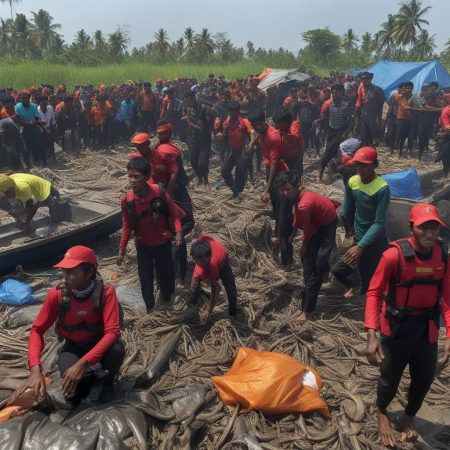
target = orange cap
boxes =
[350,146,378,165]
[53,246,98,269]
[130,133,151,144]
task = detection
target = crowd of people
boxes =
[1,70,450,448]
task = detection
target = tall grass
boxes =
[0,61,267,89]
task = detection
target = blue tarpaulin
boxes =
[365,60,450,99]
[381,168,423,200]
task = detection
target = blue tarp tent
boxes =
[365,60,450,99]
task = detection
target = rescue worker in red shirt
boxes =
[190,235,238,324]
[139,82,159,134]
[272,108,305,177]
[248,110,293,269]
[435,104,450,178]
[276,172,338,321]
[117,157,182,312]
[130,126,194,287]
[218,101,252,200]
[12,246,124,407]
[365,204,450,447]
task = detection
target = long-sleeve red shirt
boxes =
[29,285,121,367]
[258,125,288,174]
[293,191,338,241]
[365,237,450,338]
[119,185,182,253]
[192,235,228,283]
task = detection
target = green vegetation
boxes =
[0,62,267,89]
[0,0,448,85]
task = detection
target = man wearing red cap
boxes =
[13,246,124,407]
[365,204,450,447]
[332,146,390,296]
[118,157,182,310]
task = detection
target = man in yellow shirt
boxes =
[0,173,60,231]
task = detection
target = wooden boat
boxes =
[0,199,121,275]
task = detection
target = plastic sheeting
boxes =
[212,347,329,416]
[381,168,423,200]
[0,279,37,306]
[257,69,310,91]
[366,60,450,99]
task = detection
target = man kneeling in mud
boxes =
[365,204,450,447]
[190,235,238,324]
[12,246,124,407]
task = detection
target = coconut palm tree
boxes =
[30,9,61,52]
[392,0,431,46]
[411,29,435,59]
[374,14,396,55]
[194,28,214,62]
[94,30,106,53]
[108,28,129,58]
[183,27,195,52]
[152,28,170,60]
[172,37,184,60]
[0,0,21,22]
[0,17,12,53]
[342,28,359,53]
[360,32,373,55]
[73,29,93,51]
[13,12,30,57]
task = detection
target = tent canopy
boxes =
[257,69,310,91]
[366,60,450,99]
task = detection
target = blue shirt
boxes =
[15,102,40,123]
[115,99,136,121]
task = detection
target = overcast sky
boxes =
[1,0,448,52]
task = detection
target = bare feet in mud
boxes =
[296,311,312,322]
[397,414,418,443]
[377,409,396,448]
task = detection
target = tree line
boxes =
[0,0,449,71]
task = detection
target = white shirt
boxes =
[38,105,56,128]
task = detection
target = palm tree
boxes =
[30,9,61,52]
[73,29,93,51]
[375,14,396,54]
[108,28,129,58]
[194,28,214,62]
[0,17,12,53]
[342,28,359,53]
[183,27,195,52]
[0,0,21,21]
[152,28,170,60]
[360,32,373,55]
[94,29,106,53]
[172,37,184,60]
[412,29,435,59]
[13,12,30,57]
[392,0,431,46]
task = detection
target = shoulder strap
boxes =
[396,239,415,262]
[92,279,104,313]
[436,239,448,273]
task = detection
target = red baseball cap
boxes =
[409,204,445,227]
[130,133,151,145]
[350,146,378,165]
[54,246,98,269]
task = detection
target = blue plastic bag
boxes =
[0,279,37,306]
[381,169,423,200]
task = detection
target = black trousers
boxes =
[418,114,436,159]
[332,238,387,294]
[320,128,346,170]
[377,322,437,416]
[359,116,378,146]
[438,135,450,176]
[172,184,195,282]
[190,142,211,181]
[221,148,247,194]
[140,110,156,134]
[219,259,238,316]
[269,181,294,266]
[22,126,45,168]
[58,340,125,401]
[395,119,413,155]
[136,241,175,309]
[301,218,337,312]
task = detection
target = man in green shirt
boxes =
[0,173,60,231]
[332,147,390,296]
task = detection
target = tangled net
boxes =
[0,144,449,449]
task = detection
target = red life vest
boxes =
[384,238,448,342]
[56,280,104,344]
